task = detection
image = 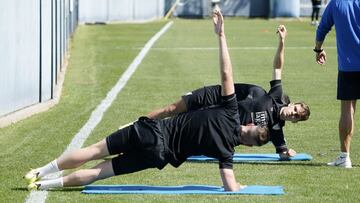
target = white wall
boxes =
[0,0,78,117]
[79,0,164,23]
[0,0,40,116]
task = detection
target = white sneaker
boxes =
[327,156,352,168]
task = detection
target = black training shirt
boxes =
[236,80,287,153]
[182,81,288,153]
[161,94,241,169]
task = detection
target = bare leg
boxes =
[339,100,356,153]
[63,160,115,187]
[34,160,115,190]
[57,139,110,170]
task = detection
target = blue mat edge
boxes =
[82,185,285,195]
[187,153,312,162]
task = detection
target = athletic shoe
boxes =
[24,169,40,184]
[27,182,41,191]
[327,156,352,168]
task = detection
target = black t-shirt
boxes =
[160,94,241,169]
[237,80,287,153]
[183,83,267,109]
[182,81,288,153]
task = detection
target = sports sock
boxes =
[340,152,349,158]
[36,160,60,178]
[37,177,63,190]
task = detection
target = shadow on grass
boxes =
[11,187,83,192]
[48,187,83,192]
[239,162,360,168]
[105,157,360,168]
[11,187,28,191]
[188,161,360,168]
[236,162,327,167]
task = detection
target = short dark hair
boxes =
[255,126,270,146]
[294,102,310,122]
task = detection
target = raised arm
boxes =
[272,25,286,80]
[213,9,234,97]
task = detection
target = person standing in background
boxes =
[311,0,323,25]
[314,0,360,168]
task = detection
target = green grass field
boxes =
[1,18,360,202]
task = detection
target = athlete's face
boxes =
[280,103,305,122]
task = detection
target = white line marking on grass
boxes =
[148,46,337,51]
[25,21,173,203]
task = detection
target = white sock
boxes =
[340,152,349,158]
[36,160,60,178]
[37,177,64,190]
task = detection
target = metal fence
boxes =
[0,0,78,117]
[0,0,164,119]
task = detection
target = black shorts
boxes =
[106,120,167,175]
[337,71,360,100]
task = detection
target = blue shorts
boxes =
[337,71,360,100]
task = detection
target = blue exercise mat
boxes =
[187,153,312,162]
[82,185,284,195]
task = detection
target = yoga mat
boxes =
[82,185,284,195]
[187,153,312,162]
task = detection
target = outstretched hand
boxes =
[213,9,224,36]
[276,25,287,40]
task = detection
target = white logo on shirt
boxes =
[253,111,267,127]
